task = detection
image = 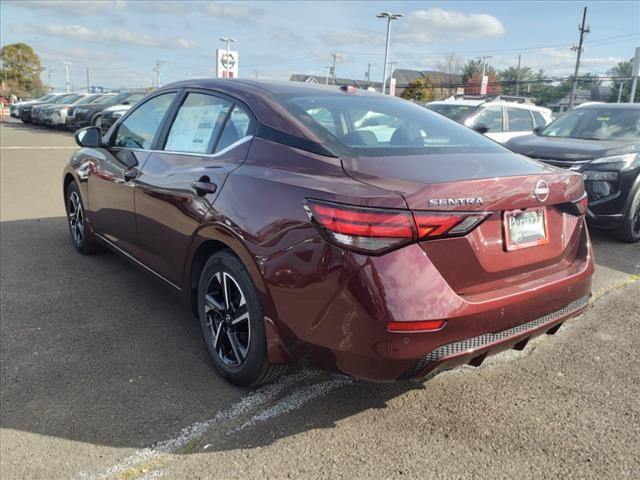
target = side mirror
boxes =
[533,126,543,135]
[74,126,102,148]
[472,124,490,135]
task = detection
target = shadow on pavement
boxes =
[2,119,75,136]
[589,227,640,276]
[0,217,418,451]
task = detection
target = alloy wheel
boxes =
[204,271,251,367]
[68,191,84,245]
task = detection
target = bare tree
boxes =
[436,53,463,89]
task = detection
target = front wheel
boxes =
[65,182,100,254]
[612,188,640,243]
[197,250,286,386]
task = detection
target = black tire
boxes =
[197,250,286,386]
[612,187,640,243]
[65,181,100,254]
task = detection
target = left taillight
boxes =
[304,199,489,255]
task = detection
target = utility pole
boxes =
[365,63,372,85]
[48,69,54,92]
[329,53,342,85]
[630,46,640,103]
[253,69,258,79]
[86,66,90,93]
[153,60,165,88]
[377,12,403,94]
[516,54,522,95]
[569,6,590,109]
[62,61,72,93]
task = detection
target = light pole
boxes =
[329,53,342,85]
[62,61,72,93]
[219,37,237,78]
[377,12,402,94]
[324,66,332,85]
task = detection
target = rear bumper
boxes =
[266,220,594,382]
[402,295,589,380]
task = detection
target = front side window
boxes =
[115,93,176,149]
[276,93,504,156]
[532,111,547,128]
[470,107,503,133]
[165,93,231,154]
[506,107,533,131]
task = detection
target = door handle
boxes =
[192,178,217,196]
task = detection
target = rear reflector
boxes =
[305,199,490,255]
[387,320,445,333]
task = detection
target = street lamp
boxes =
[377,12,402,94]
[219,37,237,78]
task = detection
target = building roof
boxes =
[289,74,382,90]
[552,85,613,107]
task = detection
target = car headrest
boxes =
[342,130,379,146]
[390,126,424,146]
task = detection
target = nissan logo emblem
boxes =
[533,180,550,202]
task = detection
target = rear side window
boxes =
[532,111,547,128]
[507,107,534,131]
[115,93,176,149]
[471,107,503,133]
[215,104,254,152]
[165,93,232,154]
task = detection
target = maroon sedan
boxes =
[63,80,593,386]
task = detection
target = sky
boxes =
[1,0,638,91]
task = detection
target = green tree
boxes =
[0,43,46,97]
[401,76,434,102]
[607,59,636,102]
[498,65,533,95]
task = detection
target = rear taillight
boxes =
[304,199,489,255]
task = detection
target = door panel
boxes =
[135,140,252,285]
[88,148,149,257]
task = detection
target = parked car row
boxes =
[10,91,145,132]
[426,95,554,143]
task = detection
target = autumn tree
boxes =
[401,76,434,102]
[0,43,46,97]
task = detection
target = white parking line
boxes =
[77,369,336,480]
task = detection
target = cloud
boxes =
[202,2,263,25]
[397,8,506,44]
[5,0,127,15]
[319,30,384,47]
[11,23,197,50]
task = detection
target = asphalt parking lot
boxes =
[1,118,639,480]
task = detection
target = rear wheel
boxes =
[65,182,100,254]
[197,250,286,386]
[612,188,640,243]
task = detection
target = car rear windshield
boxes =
[275,93,503,156]
[426,104,478,122]
[540,107,640,141]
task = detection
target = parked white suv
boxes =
[427,96,553,143]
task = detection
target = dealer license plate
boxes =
[503,207,549,251]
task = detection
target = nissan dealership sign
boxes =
[216,49,239,78]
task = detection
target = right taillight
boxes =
[304,199,490,255]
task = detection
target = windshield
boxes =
[540,107,640,142]
[52,95,77,104]
[276,94,503,156]
[427,104,478,122]
[36,94,55,102]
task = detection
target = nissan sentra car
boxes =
[63,79,594,386]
